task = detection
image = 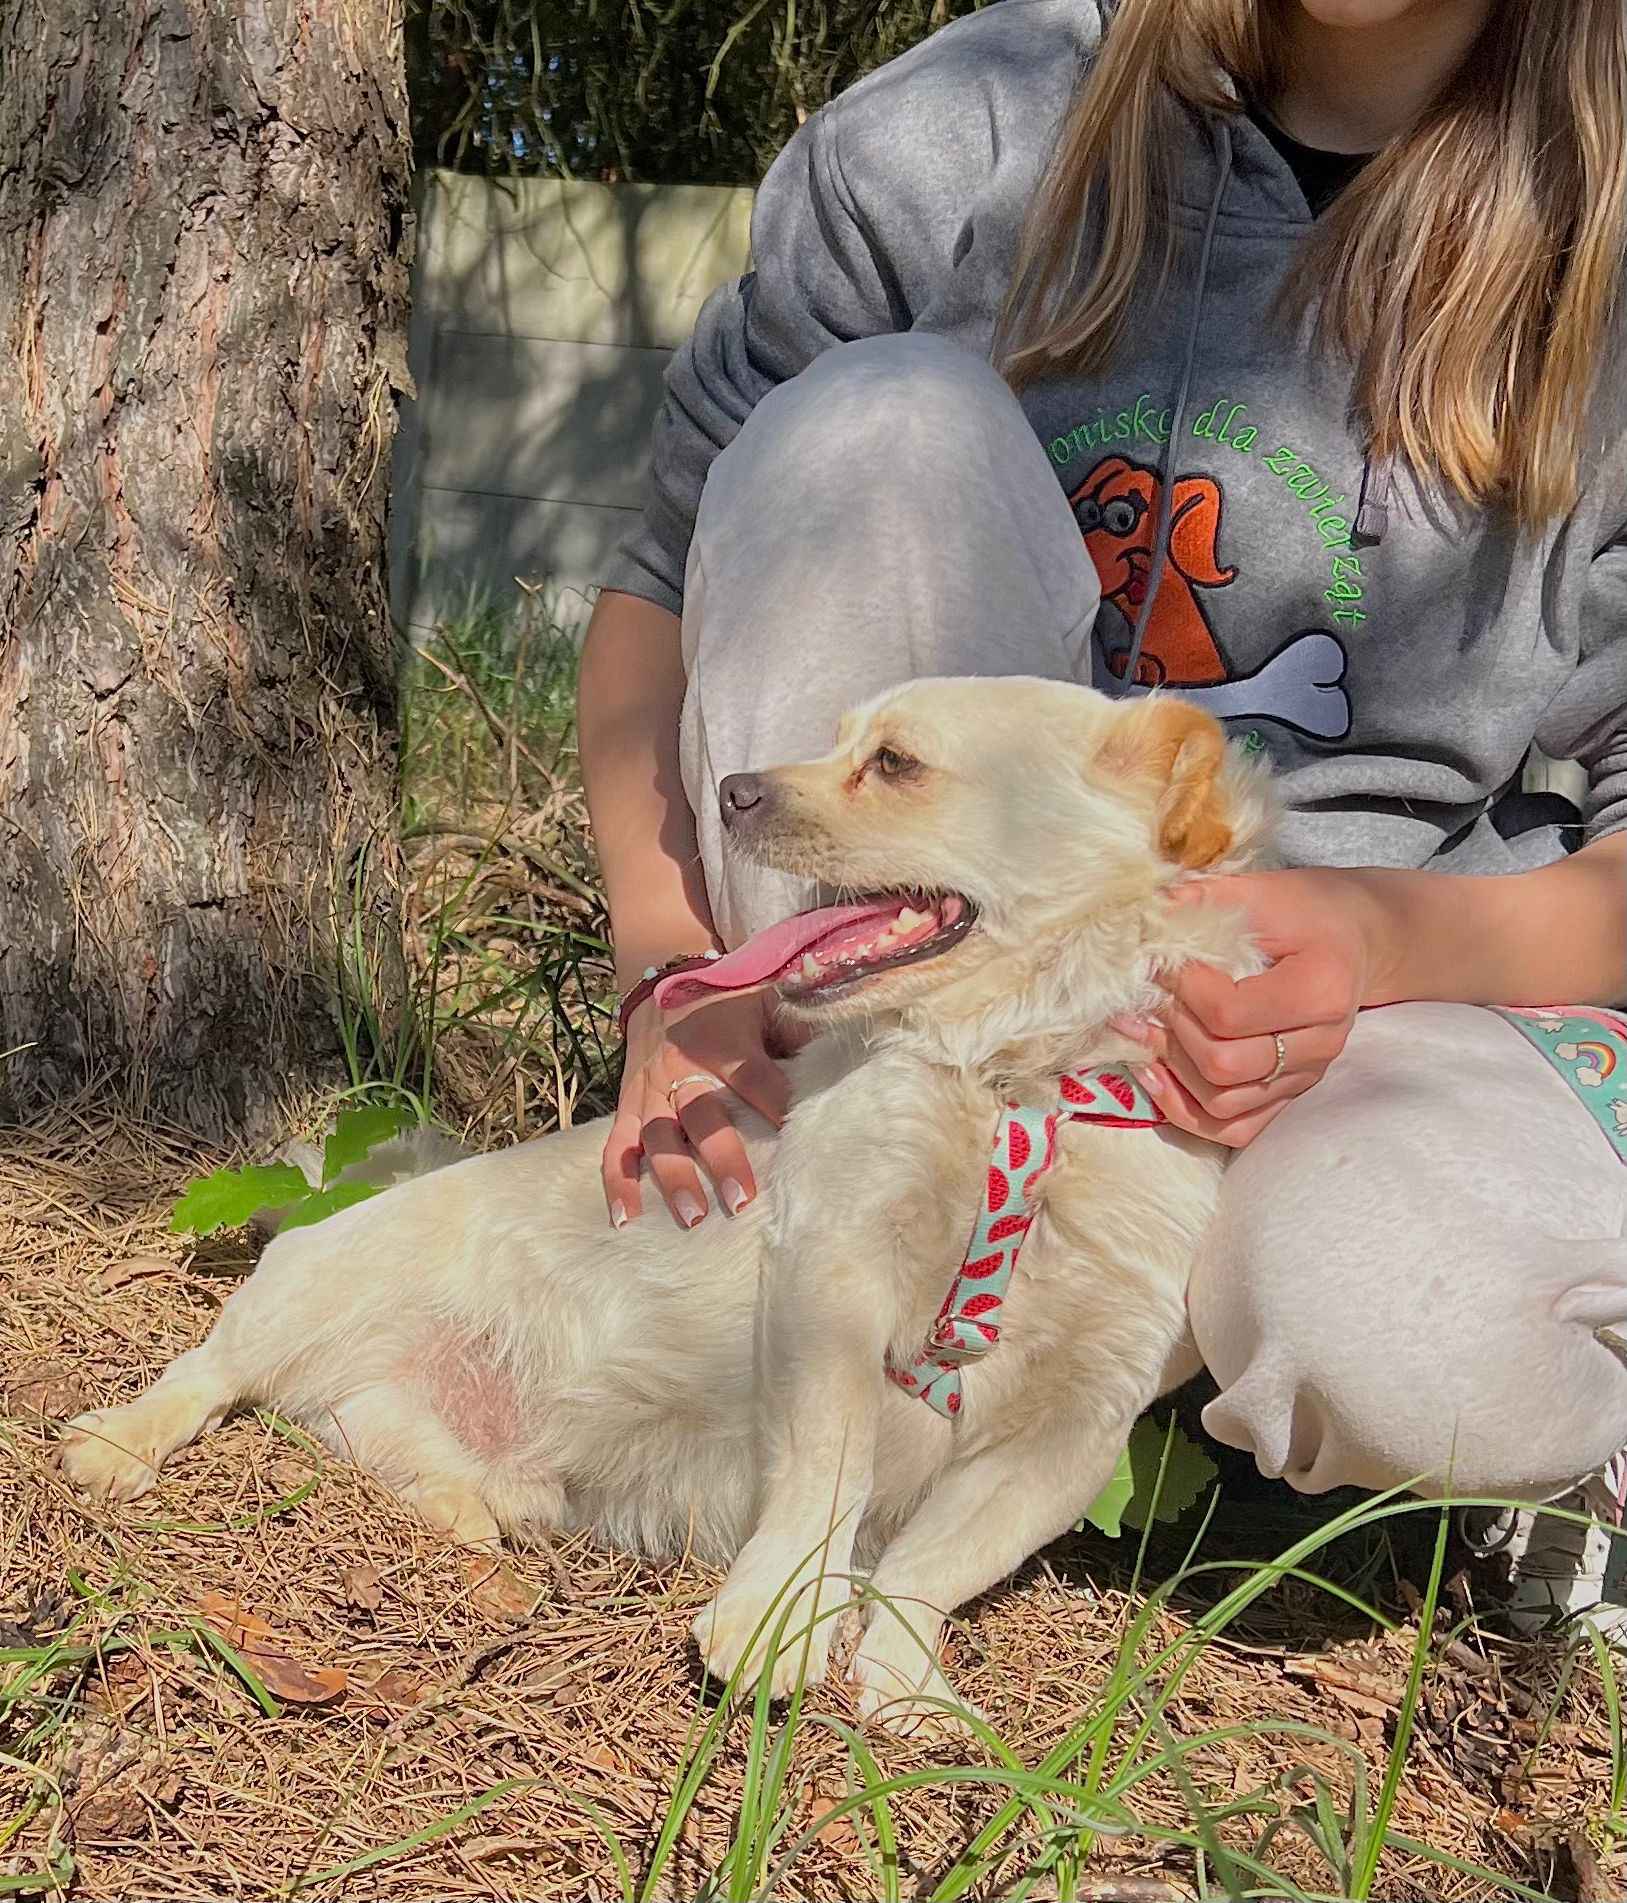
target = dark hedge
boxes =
[408,0,992,184]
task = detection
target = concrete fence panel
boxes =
[390,171,755,638]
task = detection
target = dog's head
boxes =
[659,677,1273,1050]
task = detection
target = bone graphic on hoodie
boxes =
[1071,454,1353,743]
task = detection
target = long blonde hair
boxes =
[999,0,1627,526]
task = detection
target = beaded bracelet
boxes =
[616,949,721,1040]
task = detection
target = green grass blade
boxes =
[1583,1618,1626,1834]
[1349,1501,1449,1899]
[287,1776,535,1891]
[191,1619,282,1720]
[1382,1832,1560,1903]
[928,1480,1422,1902]
[0,1851,73,1896]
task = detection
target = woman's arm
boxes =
[1362,833,1627,1009]
[577,591,790,1230]
[1118,834,1626,1147]
[577,590,716,988]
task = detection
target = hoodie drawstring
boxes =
[1118,116,1234,692]
[1354,451,1392,547]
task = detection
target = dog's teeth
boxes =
[873,928,898,950]
[800,954,822,981]
[895,907,927,932]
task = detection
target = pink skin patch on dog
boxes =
[413,1332,527,1460]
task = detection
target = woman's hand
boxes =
[602,989,793,1229]
[1119,869,1403,1149]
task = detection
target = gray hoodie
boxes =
[603,0,1627,873]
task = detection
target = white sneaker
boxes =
[1461,1453,1627,1638]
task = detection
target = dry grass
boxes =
[2,608,1623,1899]
[382,603,618,1147]
[3,1106,1624,1899]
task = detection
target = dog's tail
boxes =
[252,1126,470,1238]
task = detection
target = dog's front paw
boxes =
[57,1411,163,1503]
[849,1639,980,1741]
[692,1542,849,1698]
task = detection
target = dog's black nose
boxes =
[719,772,768,829]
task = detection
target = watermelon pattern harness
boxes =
[885,1067,1165,1419]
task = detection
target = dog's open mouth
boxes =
[656,891,977,1011]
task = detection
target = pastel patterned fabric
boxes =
[1493,1006,1627,1165]
[886,1067,1164,1418]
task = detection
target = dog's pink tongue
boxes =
[655,901,895,1011]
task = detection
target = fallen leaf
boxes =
[364,1666,430,1709]
[461,1835,537,1863]
[98,1253,176,1293]
[338,1563,385,1612]
[5,1365,86,1420]
[805,1785,865,1858]
[197,1591,348,1705]
[463,1556,537,1623]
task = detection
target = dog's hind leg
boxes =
[850,1418,1128,1737]
[59,1225,335,1502]
[59,1338,241,1502]
[318,1383,503,1551]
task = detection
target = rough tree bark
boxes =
[0,0,413,1139]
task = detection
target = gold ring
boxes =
[1264,1032,1288,1086]
[666,1071,722,1109]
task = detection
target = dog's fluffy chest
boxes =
[768,1042,992,1289]
[765,1041,1211,1412]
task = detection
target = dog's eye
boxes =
[871,747,921,781]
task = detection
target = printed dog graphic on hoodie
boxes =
[1070,454,1353,742]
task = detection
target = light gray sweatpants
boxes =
[676,333,1627,1502]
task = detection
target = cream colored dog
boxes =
[60,676,1270,1731]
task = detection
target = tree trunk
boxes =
[0,0,413,1140]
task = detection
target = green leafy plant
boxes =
[1081,1414,1219,1539]
[169,1105,417,1239]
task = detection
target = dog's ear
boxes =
[1168,478,1237,587]
[1100,696,1233,869]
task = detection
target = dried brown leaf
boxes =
[364,1665,431,1708]
[463,1555,538,1622]
[197,1590,348,1705]
[97,1253,176,1292]
[338,1562,385,1612]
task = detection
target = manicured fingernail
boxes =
[722,1177,750,1214]
[1109,1014,1154,1043]
[675,1192,705,1229]
[610,1201,628,1230]
[1132,1064,1165,1096]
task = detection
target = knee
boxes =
[1190,1159,1627,1502]
[716,333,1032,495]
